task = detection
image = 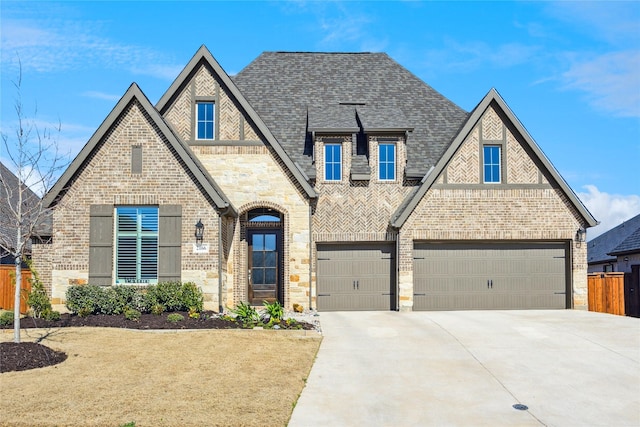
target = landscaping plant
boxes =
[230,301,259,326]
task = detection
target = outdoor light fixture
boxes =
[576,227,586,243]
[195,219,204,244]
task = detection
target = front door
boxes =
[248,230,280,305]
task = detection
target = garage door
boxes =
[413,242,568,310]
[317,243,395,311]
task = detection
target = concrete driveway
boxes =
[289,310,640,427]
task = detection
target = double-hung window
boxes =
[324,144,342,181]
[378,143,396,181]
[483,145,501,183]
[116,207,159,284]
[196,102,215,140]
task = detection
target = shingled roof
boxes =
[0,162,52,257]
[232,52,469,178]
[609,227,640,256]
[588,213,640,264]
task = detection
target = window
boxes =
[379,143,396,181]
[483,145,501,183]
[196,102,214,140]
[116,207,158,284]
[325,144,342,181]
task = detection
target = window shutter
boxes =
[89,204,113,286]
[159,205,182,282]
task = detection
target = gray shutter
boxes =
[89,205,113,286]
[158,205,182,282]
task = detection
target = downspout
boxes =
[395,231,400,312]
[309,203,313,310]
[218,205,231,313]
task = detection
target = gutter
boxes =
[218,204,232,313]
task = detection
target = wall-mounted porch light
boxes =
[576,227,586,245]
[195,219,204,244]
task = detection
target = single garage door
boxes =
[317,243,396,311]
[413,242,568,310]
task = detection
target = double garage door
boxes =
[413,242,569,310]
[316,242,568,311]
[317,243,395,311]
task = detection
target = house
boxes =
[37,46,597,312]
[0,162,51,265]
[588,213,640,273]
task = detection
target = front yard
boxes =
[0,327,321,427]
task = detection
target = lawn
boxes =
[0,327,321,427]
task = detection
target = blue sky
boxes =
[1,1,639,238]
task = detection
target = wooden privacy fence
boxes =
[588,273,625,316]
[0,265,32,314]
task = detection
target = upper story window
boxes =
[324,144,342,181]
[483,145,501,183]
[115,207,159,284]
[378,143,396,181]
[196,102,215,140]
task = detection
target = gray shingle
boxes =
[232,52,468,178]
[0,162,51,257]
[588,213,640,263]
[609,226,640,255]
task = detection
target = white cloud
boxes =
[562,51,640,118]
[82,91,121,102]
[1,13,181,81]
[578,185,640,240]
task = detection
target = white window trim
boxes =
[196,101,215,141]
[378,143,396,182]
[324,143,342,182]
[483,145,502,184]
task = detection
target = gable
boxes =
[44,84,234,213]
[156,46,316,199]
[391,89,597,228]
[162,62,260,143]
[442,105,543,186]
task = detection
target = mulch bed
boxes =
[1,311,314,373]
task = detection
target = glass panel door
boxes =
[249,231,279,304]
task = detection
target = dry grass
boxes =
[0,327,321,427]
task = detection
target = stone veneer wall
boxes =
[192,145,311,310]
[398,106,588,311]
[47,100,223,310]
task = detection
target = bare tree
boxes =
[0,65,67,343]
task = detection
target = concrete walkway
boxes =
[289,310,640,427]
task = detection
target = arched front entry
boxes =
[246,208,284,305]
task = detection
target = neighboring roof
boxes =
[588,213,640,263]
[232,51,468,179]
[0,162,52,254]
[391,88,599,229]
[43,83,236,215]
[157,45,317,199]
[609,227,640,256]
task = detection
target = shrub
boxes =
[77,306,92,318]
[167,313,184,323]
[188,307,200,319]
[124,308,141,321]
[66,282,204,316]
[42,308,61,321]
[151,303,165,315]
[181,282,203,312]
[0,311,13,326]
[66,284,102,315]
[147,282,182,311]
[26,265,52,319]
